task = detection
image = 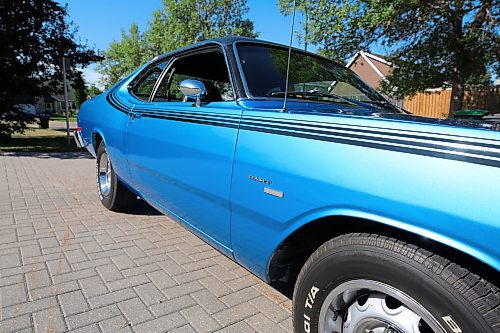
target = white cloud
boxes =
[83,65,104,90]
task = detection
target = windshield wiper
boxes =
[360,100,410,114]
[270,90,408,114]
[270,90,359,106]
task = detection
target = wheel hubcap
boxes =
[342,293,418,333]
[98,152,111,196]
[318,280,446,333]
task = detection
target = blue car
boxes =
[77,37,500,333]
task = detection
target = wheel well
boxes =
[92,132,103,151]
[268,215,499,298]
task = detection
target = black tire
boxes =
[293,233,499,333]
[96,141,136,211]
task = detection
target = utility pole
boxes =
[61,57,71,145]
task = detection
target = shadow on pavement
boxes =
[0,151,94,159]
[124,199,163,216]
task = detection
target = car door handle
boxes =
[130,112,142,119]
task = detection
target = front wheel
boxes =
[293,233,499,333]
[96,141,136,211]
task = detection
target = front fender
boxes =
[267,206,500,279]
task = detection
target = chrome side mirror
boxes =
[178,79,206,107]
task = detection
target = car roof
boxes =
[153,36,316,62]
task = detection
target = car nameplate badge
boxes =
[264,187,284,199]
[248,175,272,185]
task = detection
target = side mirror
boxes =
[178,79,206,106]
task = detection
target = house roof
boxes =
[346,51,392,79]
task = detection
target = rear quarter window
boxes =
[131,61,168,101]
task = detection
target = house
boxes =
[345,51,499,118]
[30,84,77,115]
[346,51,404,108]
[43,91,76,114]
[346,51,392,91]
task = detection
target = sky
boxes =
[58,0,307,88]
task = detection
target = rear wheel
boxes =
[96,141,136,211]
[293,233,499,333]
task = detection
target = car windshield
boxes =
[236,43,387,106]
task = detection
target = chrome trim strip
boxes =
[232,41,253,98]
[73,130,84,148]
[149,58,174,102]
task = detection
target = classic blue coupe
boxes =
[76,37,500,333]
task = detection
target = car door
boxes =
[126,46,241,255]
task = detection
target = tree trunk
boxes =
[449,83,464,118]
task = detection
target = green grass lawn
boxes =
[0,128,84,152]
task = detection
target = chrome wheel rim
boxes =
[98,151,111,197]
[318,280,446,333]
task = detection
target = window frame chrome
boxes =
[148,42,238,104]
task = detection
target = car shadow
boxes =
[124,199,163,216]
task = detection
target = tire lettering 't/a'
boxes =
[303,286,319,333]
[305,286,319,309]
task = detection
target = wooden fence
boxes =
[403,87,499,118]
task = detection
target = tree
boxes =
[143,0,258,56]
[0,0,99,138]
[97,23,147,89]
[278,0,499,116]
[98,0,258,86]
[86,85,103,99]
[73,73,87,110]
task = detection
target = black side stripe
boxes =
[239,124,500,168]
[106,90,131,113]
[239,120,500,159]
[242,116,500,149]
[108,89,500,146]
[142,113,239,129]
[105,91,500,168]
[135,109,500,161]
[137,107,241,120]
[136,109,240,124]
[244,114,500,144]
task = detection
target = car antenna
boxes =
[282,0,297,113]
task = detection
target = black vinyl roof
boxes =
[154,36,315,62]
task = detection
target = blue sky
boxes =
[59,0,307,87]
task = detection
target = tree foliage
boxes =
[144,0,257,55]
[0,0,99,137]
[73,73,87,110]
[97,23,147,88]
[98,0,257,88]
[86,85,103,99]
[278,0,499,114]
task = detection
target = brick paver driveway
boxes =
[0,152,292,333]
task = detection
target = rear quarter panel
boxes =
[77,71,145,184]
[230,108,500,281]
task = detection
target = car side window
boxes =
[153,49,235,103]
[131,61,168,101]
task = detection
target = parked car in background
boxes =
[76,37,500,333]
